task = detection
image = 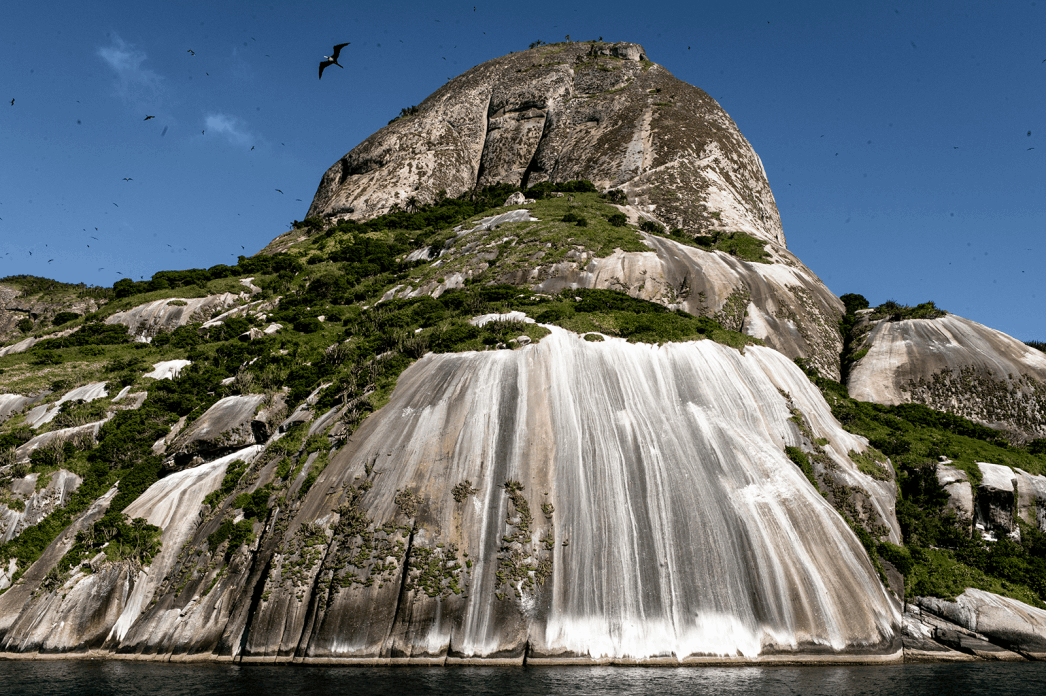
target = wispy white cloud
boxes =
[97,34,165,113]
[204,113,252,146]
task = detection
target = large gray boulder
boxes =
[975,462,1019,540]
[936,463,974,522]
[917,589,1046,659]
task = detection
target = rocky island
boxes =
[0,41,1044,665]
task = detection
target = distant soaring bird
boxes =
[187,49,195,55]
[319,43,349,79]
[144,115,155,121]
[123,178,132,181]
[275,189,283,193]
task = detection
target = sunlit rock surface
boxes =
[0,331,900,663]
[0,470,81,543]
[22,382,109,428]
[528,232,844,379]
[236,331,898,663]
[936,463,974,522]
[847,314,1046,440]
[917,589,1046,660]
[307,42,782,245]
[144,360,192,381]
[0,448,261,655]
[104,294,242,341]
[166,395,266,470]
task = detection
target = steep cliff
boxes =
[847,311,1046,441]
[308,42,781,245]
[0,331,901,663]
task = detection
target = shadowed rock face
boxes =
[847,314,1046,440]
[166,395,267,470]
[307,42,782,246]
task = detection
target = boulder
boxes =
[166,394,266,470]
[143,359,192,381]
[936,463,974,521]
[503,191,527,206]
[975,462,1018,540]
[1013,468,1046,531]
[918,589,1046,659]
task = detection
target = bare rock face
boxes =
[307,42,782,246]
[936,463,974,522]
[847,314,1046,441]
[104,294,243,341]
[975,463,1019,540]
[0,470,82,543]
[0,332,902,663]
[527,232,845,379]
[917,589,1046,659]
[166,395,267,470]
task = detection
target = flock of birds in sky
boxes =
[2,42,351,279]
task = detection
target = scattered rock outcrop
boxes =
[915,589,1046,660]
[0,470,82,543]
[105,294,243,341]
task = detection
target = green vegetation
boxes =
[0,275,112,302]
[639,224,771,264]
[796,357,1046,607]
[870,299,947,322]
[452,480,478,503]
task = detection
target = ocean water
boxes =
[2,662,1045,696]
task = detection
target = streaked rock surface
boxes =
[166,395,266,469]
[847,314,1046,440]
[0,331,902,662]
[917,589,1046,659]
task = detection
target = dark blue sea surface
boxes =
[2,661,1045,695]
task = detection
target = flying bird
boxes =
[187,49,195,55]
[275,189,283,193]
[123,178,132,181]
[319,43,349,79]
[113,203,118,207]
[144,115,155,121]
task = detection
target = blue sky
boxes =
[1,1,1043,341]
